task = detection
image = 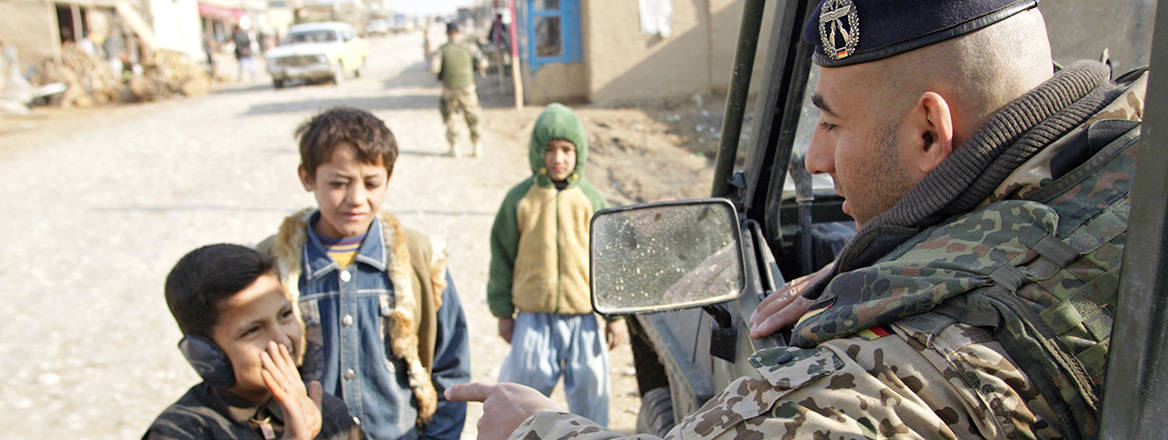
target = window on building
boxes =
[534,0,559,11]
[534,16,562,57]
[526,0,580,71]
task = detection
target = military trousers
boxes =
[512,319,1064,439]
[439,86,482,146]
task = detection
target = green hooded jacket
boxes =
[487,104,609,317]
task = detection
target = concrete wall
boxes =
[707,0,737,95]
[516,0,777,105]
[0,0,61,68]
[581,0,711,106]
[149,0,203,58]
[524,61,588,104]
[707,0,776,96]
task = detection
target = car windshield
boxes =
[286,30,338,44]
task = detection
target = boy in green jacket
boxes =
[486,103,625,425]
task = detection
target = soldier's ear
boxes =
[906,91,954,176]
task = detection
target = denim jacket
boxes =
[259,210,469,440]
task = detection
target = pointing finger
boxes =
[445,382,497,402]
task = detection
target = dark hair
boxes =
[164,244,277,336]
[446,22,459,34]
[295,107,398,179]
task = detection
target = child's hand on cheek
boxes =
[260,341,323,440]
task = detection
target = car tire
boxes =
[636,387,675,437]
[272,78,285,89]
[332,63,344,85]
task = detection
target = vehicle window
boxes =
[287,30,338,43]
[790,66,831,191]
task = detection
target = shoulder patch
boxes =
[749,346,844,389]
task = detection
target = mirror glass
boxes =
[591,200,743,314]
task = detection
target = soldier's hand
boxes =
[445,382,561,440]
[498,317,515,344]
[749,262,834,338]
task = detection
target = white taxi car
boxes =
[265,22,368,88]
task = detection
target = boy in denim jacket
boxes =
[258,107,470,439]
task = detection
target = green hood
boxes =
[528,103,587,187]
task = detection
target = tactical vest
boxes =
[438,42,475,90]
[918,122,1135,439]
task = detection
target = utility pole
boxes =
[508,0,522,109]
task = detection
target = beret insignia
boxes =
[818,0,860,60]
[805,0,1039,67]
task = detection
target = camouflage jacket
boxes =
[509,62,1144,440]
[788,62,1143,439]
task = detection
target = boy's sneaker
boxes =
[446,144,460,158]
[472,141,482,157]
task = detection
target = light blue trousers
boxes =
[498,312,610,426]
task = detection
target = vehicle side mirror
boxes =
[590,199,744,315]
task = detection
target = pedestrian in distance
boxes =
[257,107,471,440]
[203,34,216,77]
[145,243,355,439]
[448,0,1144,438]
[422,20,432,59]
[485,103,627,426]
[233,24,257,82]
[430,22,487,157]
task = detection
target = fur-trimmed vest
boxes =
[256,208,448,424]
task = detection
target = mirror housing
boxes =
[590,198,745,315]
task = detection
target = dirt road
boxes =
[0,29,714,439]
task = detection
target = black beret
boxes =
[803,0,1039,67]
[446,22,459,33]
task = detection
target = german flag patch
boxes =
[856,325,891,340]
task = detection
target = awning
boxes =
[198,3,245,21]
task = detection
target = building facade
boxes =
[509,0,775,106]
[0,0,203,68]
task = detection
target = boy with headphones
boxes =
[145,243,357,439]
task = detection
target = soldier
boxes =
[431,22,488,158]
[447,0,1144,438]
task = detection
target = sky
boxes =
[394,0,478,16]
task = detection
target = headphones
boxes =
[178,334,235,388]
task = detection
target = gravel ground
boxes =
[0,29,670,439]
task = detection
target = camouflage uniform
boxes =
[440,87,482,147]
[509,62,1143,440]
[515,323,1059,439]
[433,39,486,155]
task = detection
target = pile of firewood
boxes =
[29,43,123,107]
[28,44,211,106]
[129,49,210,101]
